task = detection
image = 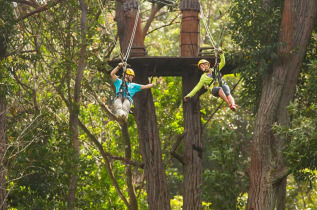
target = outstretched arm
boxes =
[141,79,160,90]
[184,78,204,101]
[141,83,155,90]
[110,63,123,82]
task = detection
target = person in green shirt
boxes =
[183,48,237,111]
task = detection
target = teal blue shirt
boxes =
[113,78,142,103]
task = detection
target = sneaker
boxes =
[230,104,237,111]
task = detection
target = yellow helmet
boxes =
[126,68,135,76]
[197,59,210,68]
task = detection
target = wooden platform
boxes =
[107,56,235,77]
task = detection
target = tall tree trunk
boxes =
[180,1,201,209]
[115,1,170,209]
[247,1,317,209]
[122,123,138,210]
[133,78,171,210]
[0,84,7,210]
[67,0,87,209]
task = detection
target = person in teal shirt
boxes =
[184,48,237,111]
[111,63,157,121]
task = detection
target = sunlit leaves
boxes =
[228,0,282,112]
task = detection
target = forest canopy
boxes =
[0,0,316,209]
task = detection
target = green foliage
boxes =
[276,103,317,173]
[198,74,252,209]
[3,0,317,209]
[7,114,71,209]
[0,0,15,58]
[228,0,282,113]
[286,172,317,209]
[202,116,250,209]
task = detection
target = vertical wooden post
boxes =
[180,0,202,209]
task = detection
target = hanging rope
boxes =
[199,5,218,50]
[200,4,227,88]
[123,3,141,63]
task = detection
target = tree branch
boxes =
[8,67,39,111]
[17,0,65,21]
[142,3,164,39]
[83,78,119,122]
[78,119,131,208]
[271,167,291,185]
[170,132,186,165]
[7,0,40,8]
[146,12,180,36]
[78,120,143,168]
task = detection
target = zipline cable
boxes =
[200,5,218,50]
[123,3,141,64]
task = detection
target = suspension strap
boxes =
[200,5,217,48]
[212,62,222,87]
[116,62,130,100]
[200,5,220,68]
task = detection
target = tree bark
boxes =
[115,1,171,209]
[133,71,171,210]
[180,1,202,209]
[0,84,7,210]
[67,0,87,209]
[247,1,317,209]
[122,123,138,210]
[116,0,144,57]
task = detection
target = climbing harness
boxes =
[212,59,222,87]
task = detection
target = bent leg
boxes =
[218,88,230,105]
[114,97,124,117]
[122,98,132,121]
[227,94,235,106]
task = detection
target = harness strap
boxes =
[115,62,129,99]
